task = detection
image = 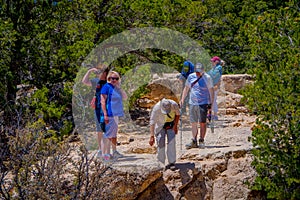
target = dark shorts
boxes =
[94,111,105,132]
[189,104,208,123]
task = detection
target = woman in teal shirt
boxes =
[207,56,223,120]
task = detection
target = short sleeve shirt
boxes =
[186,72,213,105]
[101,83,124,117]
[149,99,180,134]
[90,78,100,89]
[207,64,222,86]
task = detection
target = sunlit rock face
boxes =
[92,74,259,199]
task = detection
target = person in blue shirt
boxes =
[101,71,127,161]
[82,65,108,158]
[180,63,214,149]
[207,56,223,120]
[178,60,194,114]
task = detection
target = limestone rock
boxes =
[88,74,259,199]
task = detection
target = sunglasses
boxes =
[109,77,119,81]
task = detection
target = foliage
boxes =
[241,1,300,199]
[121,64,152,109]
[0,0,97,131]
[29,82,74,140]
[0,115,110,199]
[100,0,208,73]
[1,0,300,198]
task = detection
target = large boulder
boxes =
[135,73,253,116]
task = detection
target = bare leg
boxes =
[213,89,219,118]
[191,122,198,140]
[199,122,206,140]
[97,131,103,150]
[110,138,117,152]
[102,137,110,155]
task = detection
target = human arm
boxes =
[209,87,214,110]
[172,104,180,134]
[100,94,109,124]
[149,124,155,146]
[214,81,221,90]
[149,104,159,146]
[180,85,190,108]
[82,68,98,86]
[205,74,214,111]
[173,115,180,134]
[120,89,128,100]
[115,79,128,100]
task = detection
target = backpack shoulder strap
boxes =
[191,76,202,87]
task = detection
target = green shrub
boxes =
[241,2,300,199]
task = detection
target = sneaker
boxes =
[165,163,176,171]
[113,150,124,159]
[102,154,112,163]
[199,138,205,149]
[185,139,198,149]
[96,150,102,158]
[212,115,218,121]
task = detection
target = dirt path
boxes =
[94,111,256,171]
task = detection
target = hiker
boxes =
[180,63,214,149]
[149,98,180,170]
[177,60,194,114]
[101,70,127,161]
[82,65,109,158]
[207,56,223,120]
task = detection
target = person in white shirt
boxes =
[149,98,180,170]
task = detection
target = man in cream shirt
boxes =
[149,98,180,170]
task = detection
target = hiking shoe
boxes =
[165,163,176,171]
[96,150,102,158]
[113,150,124,159]
[169,163,176,171]
[102,154,112,163]
[186,139,198,149]
[212,115,218,121]
[199,138,205,149]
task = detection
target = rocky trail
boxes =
[86,109,258,199]
[80,74,260,199]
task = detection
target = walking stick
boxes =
[180,109,183,151]
[208,109,214,133]
[211,114,215,133]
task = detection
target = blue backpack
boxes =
[94,80,106,123]
[181,60,195,79]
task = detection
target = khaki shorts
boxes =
[189,104,208,123]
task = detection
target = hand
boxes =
[207,104,212,110]
[149,136,155,146]
[179,101,183,109]
[89,68,98,73]
[174,127,178,134]
[116,81,121,88]
[104,115,109,124]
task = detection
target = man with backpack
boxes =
[180,63,214,149]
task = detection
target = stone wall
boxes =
[136,73,253,112]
